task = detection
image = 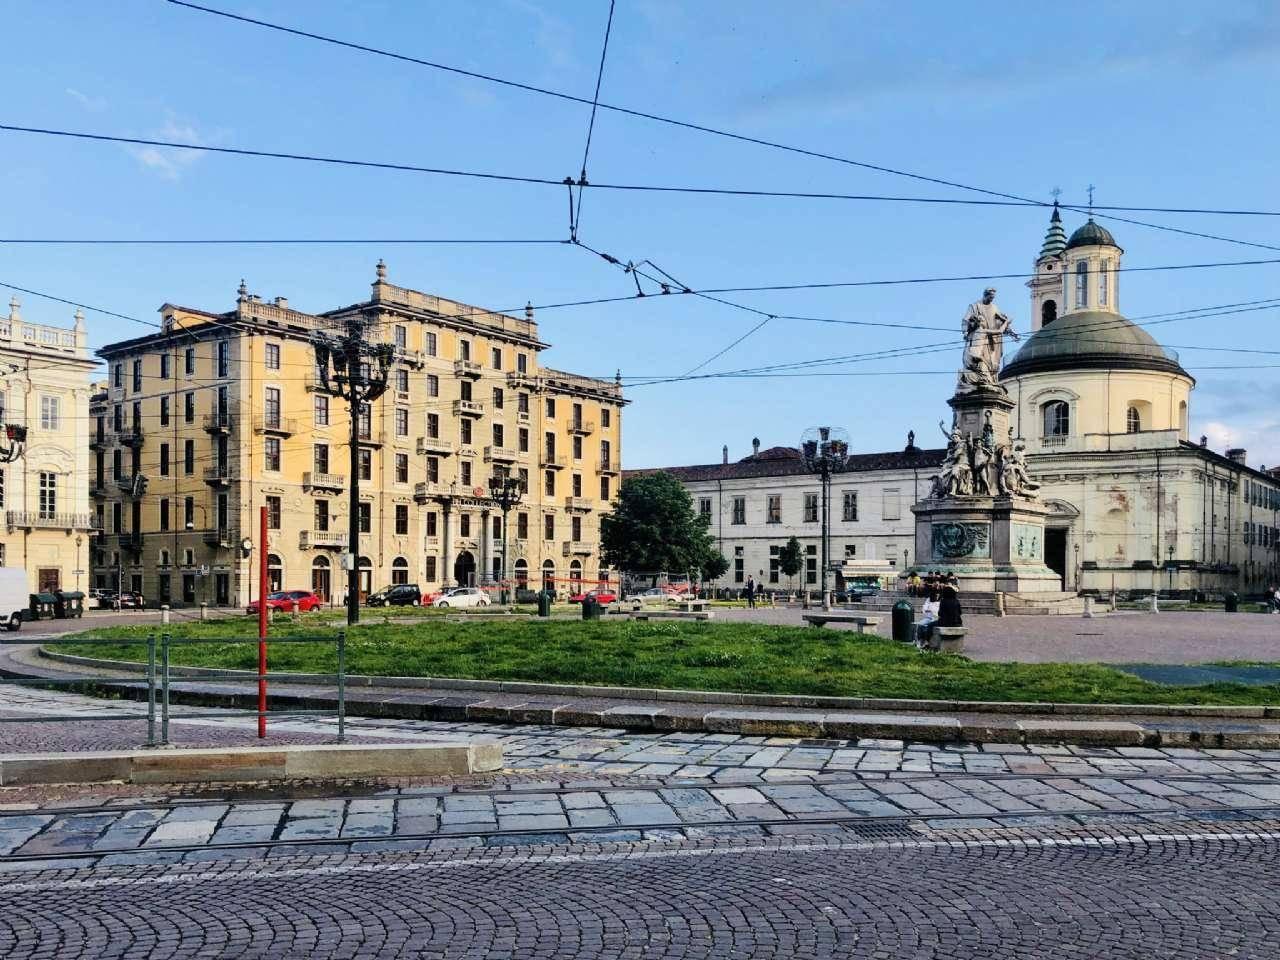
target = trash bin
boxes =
[1224,591,1239,613]
[53,590,85,619]
[537,590,552,618]
[582,596,601,621]
[891,599,915,643]
[28,593,56,621]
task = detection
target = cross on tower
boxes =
[1087,184,1096,215]
[1050,186,1062,202]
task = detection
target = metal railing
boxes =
[0,632,348,747]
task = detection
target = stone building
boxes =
[0,297,97,593]
[90,263,624,606]
[638,208,1280,597]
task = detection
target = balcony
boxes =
[357,430,385,448]
[6,511,94,531]
[562,540,595,557]
[599,458,621,475]
[540,452,566,470]
[453,399,484,418]
[454,359,482,379]
[399,349,426,369]
[414,481,445,503]
[203,411,236,435]
[203,464,234,487]
[303,471,346,492]
[202,527,233,549]
[484,445,517,464]
[569,420,595,436]
[89,433,109,452]
[506,371,539,390]
[564,496,594,512]
[116,474,148,497]
[423,535,440,552]
[300,529,348,550]
[517,410,531,426]
[417,436,454,456]
[118,531,143,552]
[90,479,110,499]
[304,370,336,394]
[118,424,145,448]
[254,415,296,437]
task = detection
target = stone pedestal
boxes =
[911,495,1062,595]
[948,385,1013,441]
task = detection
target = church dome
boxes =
[1000,309,1192,381]
[1064,218,1117,250]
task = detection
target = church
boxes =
[633,208,1280,598]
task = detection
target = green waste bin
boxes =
[582,596,601,621]
[537,591,552,617]
[1224,591,1239,613]
[28,593,56,621]
[891,599,915,643]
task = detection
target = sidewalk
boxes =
[5,644,1280,750]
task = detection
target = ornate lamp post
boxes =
[800,426,851,611]
[488,473,523,605]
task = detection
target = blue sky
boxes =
[4,1,1279,467]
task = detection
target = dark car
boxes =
[366,583,424,607]
[117,591,145,609]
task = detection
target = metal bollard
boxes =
[146,634,157,747]
[1149,593,1159,613]
[160,604,170,625]
[1082,596,1095,619]
[199,602,208,621]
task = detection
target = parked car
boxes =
[0,568,27,631]
[279,590,323,612]
[432,587,491,608]
[568,588,617,604]
[367,583,424,607]
[117,591,145,609]
[421,590,444,606]
[88,589,114,610]
[247,592,294,614]
[625,587,670,606]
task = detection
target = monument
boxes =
[911,288,1063,594]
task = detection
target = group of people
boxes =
[1266,585,1280,612]
[743,576,770,609]
[911,571,963,646]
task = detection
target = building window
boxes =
[265,436,281,471]
[544,513,554,540]
[517,353,527,373]
[315,499,329,531]
[518,427,529,452]
[805,544,818,585]
[183,497,194,530]
[883,489,901,521]
[426,374,439,397]
[461,460,472,485]
[518,392,529,414]
[424,331,437,356]
[491,347,502,369]
[132,359,142,392]
[732,497,746,525]
[395,505,409,536]
[160,353,170,379]
[1098,259,1110,306]
[184,392,195,423]
[699,497,712,519]
[159,443,170,476]
[395,407,409,437]
[38,472,56,518]
[314,443,330,474]
[395,368,409,393]
[600,476,610,501]
[113,363,123,388]
[460,419,472,445]
[266,495,281,529]
[517,513,528,539]
[358,502,371,533]
[184,348,195,376]
[358,403,371,440]
[314,395,329,426]
[184,440,195,474]
[544,470,555,496]
[1043,400,1070,438]
[803,493,818,523]
[359,449,372,481]
[160,396,170,426]
[545,398,556,419]
[391,555,409,584]
[768,545,780,583]
[394,326,407,349]
[425,511,438,537]
[1074,261,1088,309]
[842,491,858,522]
[265,342,280,370]
[844,544,857,558]
[602,408,611,428]
[734,547,744,584]
[1126,405,1141,433]
[395,452,409,484]
[217,341,230,378]
[39,396,60,430]
[492,387,504,410]
[766,495,781,524]
[457,339,471,361]
[264,387,281,429]
[493,424,505,449]
[427,456,439,483]
[460,514,471,538]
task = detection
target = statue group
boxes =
[931,420,1039,499]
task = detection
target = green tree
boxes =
[778,536,803,592]
[601,472,723,579]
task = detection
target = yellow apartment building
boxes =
[0,296,97,594]
[90,262,625,607]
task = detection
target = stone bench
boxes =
[674,599,710,613]
[632,610,713,621]
[802,613,881,634]
[926,625,967,654]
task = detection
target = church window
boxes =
[1041,299,1057,327]
[1098,259,1110,306]
[1043,401,1070,438]
[1126,406,1141,433]
[1074,262,1089,309]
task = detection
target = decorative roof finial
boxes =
[236,279,248,301]
[7,296,19,321]
[525,301,534,322]
[73,307,85,331]
[375,259,387,282]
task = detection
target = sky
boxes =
[3,0,1279,468]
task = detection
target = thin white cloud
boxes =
[66,87,107,112]
[125,114,222,181]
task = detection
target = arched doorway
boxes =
[311,556,331,603]
[392,556,409,585]
[454,551,476,587]
[267,553,283,593]
[514,559,528,590]
[541,560,555,595]
[358,556,372,601]
[569,559,582,593]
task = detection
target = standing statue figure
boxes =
[957,288,1019,394]
[972,433,997,496]
[999,428,1041,498]
[931,421,974,497]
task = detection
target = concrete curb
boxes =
[0,741,504,787]
[37,648,1280,720]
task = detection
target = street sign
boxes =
[198,564,210,576]
[340,552,355,571]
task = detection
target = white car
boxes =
[625,587,671,609]
[432,587,491,609]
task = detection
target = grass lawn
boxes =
[56,616,1280,707]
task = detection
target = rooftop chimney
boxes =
[1227,447,1247,465]
[1200,435,1208,448]
[751,437,760,459]
[274,297,288,309]
[722,445,729,465]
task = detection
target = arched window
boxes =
[1042,401,1070,439]
[541,559,555,594]
[1098,259,1110,306]
[1041,299,1057,327]
[1126,406,1141,433]
[1074,261,1089,309]
[266,553,283,592]
[514,559,528,589]
[569,559,582,592]
[391,556,409,585]
[1178,401,1188,439]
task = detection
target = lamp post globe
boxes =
[799,426,851,612]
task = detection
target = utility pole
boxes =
[314,311,394,626]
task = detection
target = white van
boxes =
[0,568,28,631]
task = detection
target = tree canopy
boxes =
[601,472,726,580]
[778,536,803,587]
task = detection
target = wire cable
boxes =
[573,0,617,236]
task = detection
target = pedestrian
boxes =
[745,576,756,609]
[917,587,941,647]
[939,574,963,627]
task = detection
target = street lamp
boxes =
[1074,542,1080,592]
[799,426,851,612]
[488,473,523,605]
[1167,542,1175,595]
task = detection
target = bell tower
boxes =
[1027,201,1066,332]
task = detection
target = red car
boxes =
[279,590,323,612]
[568,589,617,604]
[421,590,443,606]
[246,592,295,614]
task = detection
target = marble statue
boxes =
[957,288,1019,394]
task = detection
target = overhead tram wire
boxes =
[162,0,1280,256]
[570,0,617,239]
[0,238,569,246]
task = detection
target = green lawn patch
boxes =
[58,617,1280,706]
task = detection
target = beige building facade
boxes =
[0,297,97,593]
[90,263,624,606]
